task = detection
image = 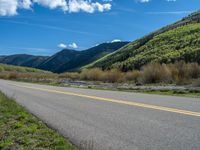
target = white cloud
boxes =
[69,42,78,49]
[58,43,67,48]
[0,0,18,16]
[0,0,33,16]
[0,0,112,16]
[111,39,121,43]
[33,0,68,11]
[68,0,111,13]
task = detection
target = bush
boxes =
[59,72,80,80]
[140,63,172,84]
[0,73,8,79]
[80,68,103,81]
[187,63,200,78]
[8,72,17,80]
[105,69,124,83]
[124,71,141,83]
[173,61,190,81]
[0,66,4,72]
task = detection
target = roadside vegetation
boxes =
[1,61,200,86]
[59,61,200,86]
[0,61,199,97]
[0,91,76,150]
[0,63,56,82]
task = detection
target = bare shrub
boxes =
[140,63,172,84]
[8,72,18,80]
[80,68,104,81]
[174,61,190,80]
[187,63,200,78]
[124,71,141,83]
[102,69,124,83]
[0,73,8,79]
[0,66,4,72]
[59,72,80,80]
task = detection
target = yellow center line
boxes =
[10,83,200,117]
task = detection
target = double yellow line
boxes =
[10,83,200,117]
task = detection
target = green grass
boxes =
[0,63,49,73]
[0,91,76,150]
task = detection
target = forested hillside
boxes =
[0,54,48,68]
[88,11,200,71]
[38,42,129,73]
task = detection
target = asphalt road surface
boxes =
[0,79,200,150]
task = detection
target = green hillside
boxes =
[87,11,200,71]
[0,54,48,68]
[0,63,48,73]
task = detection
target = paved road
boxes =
[0,79,200,150]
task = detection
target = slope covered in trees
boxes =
[0,54,48,68]
[87,11,200,71]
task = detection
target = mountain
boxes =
[38,42,129,73]
[87,11,200,71]
[0,54,48,68]
[0,42,128,73]
[0,56,5,60]
[38,49,79,72]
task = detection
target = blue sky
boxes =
[0,0,199,56]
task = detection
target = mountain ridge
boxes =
[0,42,129,73]
[87,10,200,71]
[0,54,49,68]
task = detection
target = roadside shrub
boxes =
[102,69,124,83]
[8,72,17,80]
[167,61,198,84]
[140,63,172,84]
[87,68,104,81]
[0,66,4,72]
[124,71,141,83]
[80,68,104,81]
[59,72,80,80]
[0,73,8,79]
[187,63,200,78]
[173,61,190,81]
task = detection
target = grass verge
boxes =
[0,91,76,150]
